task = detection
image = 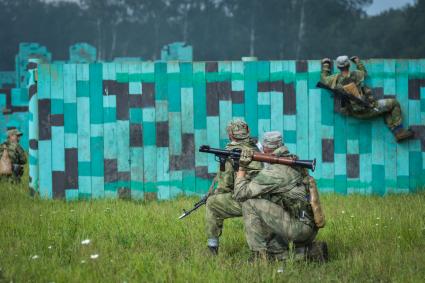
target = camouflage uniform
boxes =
[320,57,408,136]
[234,132,317,259]
[1,129,27,182]
[205,120,262,250]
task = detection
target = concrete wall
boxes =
[28,59,425,200]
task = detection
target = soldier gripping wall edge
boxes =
[320,55,414,142]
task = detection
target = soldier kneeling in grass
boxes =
[0,128,27,182]
[234,131,328,262]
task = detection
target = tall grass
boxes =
[0,179,424,282]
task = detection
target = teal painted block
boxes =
[38,140,52,199]
[169,112,182,155]
[193,63,206,129]
[181,87,194,134]
[207,116,220,173]
[257,105,271,119]
[156,147,169,194]
[78,176,92,197]
[194,129,208,167]
[103,107,117,124]
[65,189,79,201]
[334,175,347,195]
[156,100,169,122]
[244,61,258,138]
[77,97,91,161]
[91,177,104,199]
[51,127,65,171]
[409,151,422,192]
[232,103,244,117]
[219,100,232,140]
[64,103,77,133]
[270,91,283,133]
[116,120,130,172]
[90,136,104,176]
[372,165,385,195]
[130,108,143,123]
[283,130,296,144]
[89,63,103,124]
[180,62,193,88]
[334,115,346,154]
[143,122,156,146]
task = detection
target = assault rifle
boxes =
[199,145,316,172]
[179,178,216,220]
[316,81,379,112]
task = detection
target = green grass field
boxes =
[1,178,424,283]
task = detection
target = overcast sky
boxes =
[365,0,416,15]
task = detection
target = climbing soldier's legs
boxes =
[350,98,413,142]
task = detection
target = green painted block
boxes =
[116,72,129,82]
[76,81,90,97]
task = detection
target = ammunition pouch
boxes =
[343,82,364,100]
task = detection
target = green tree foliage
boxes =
[0,0,423,69]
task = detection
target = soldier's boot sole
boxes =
[306,241,329,263]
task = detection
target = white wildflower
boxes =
[277,268,284,273]
[48,246,52,249]
[350,215,354,218]
[81,260,86,264]
[31,255,39,260]
[81,239,91,245]
[376,217,380,220]
[90,254,99,259]
[375,223,379,226]
[341,210,345,214]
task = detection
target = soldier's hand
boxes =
[239,149,254,169]
[321,58,331,66]
[350,56,359,64]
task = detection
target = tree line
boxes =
[0,0,424,70]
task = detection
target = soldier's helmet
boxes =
[262,131,282,149]
[226,119,249,140]
[336,55,350,69]
[7,128,23,137]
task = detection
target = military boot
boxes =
[306,241,328,263]
[208,246,218,256]
[393,127,414,142]
[248,250,268,262]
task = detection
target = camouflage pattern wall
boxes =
[28,59,425,200]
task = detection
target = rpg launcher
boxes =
[316,81,378,112]
[199,145,316,172]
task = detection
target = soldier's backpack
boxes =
[0,145,12,176]
[306,176,326,228]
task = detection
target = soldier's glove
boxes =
[350,56,359,64]
[239,149,254,170]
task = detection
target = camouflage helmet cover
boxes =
[262,131,282,149]
[226,119,249,140]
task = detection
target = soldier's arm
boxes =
[233,171,279,202]
[320,60,335,87]
[16,145,27,165]
[352,57,367,81]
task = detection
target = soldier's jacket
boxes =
[234,146,313,220]
[321,60,374,112]
[1,141,27,165]
[215,138,262,194]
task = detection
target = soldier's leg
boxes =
[205,193,242,251]
[241,199,271,253]
[243,199,317,248]
[375,98,402,130]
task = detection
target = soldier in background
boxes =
[1,129,27,182]
[320,55,414,142]
[234,131,328,262]
[205,119,263,255]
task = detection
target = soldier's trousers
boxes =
[205,193,242,240]
[350,98,402,131]
[242,199,317,254]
